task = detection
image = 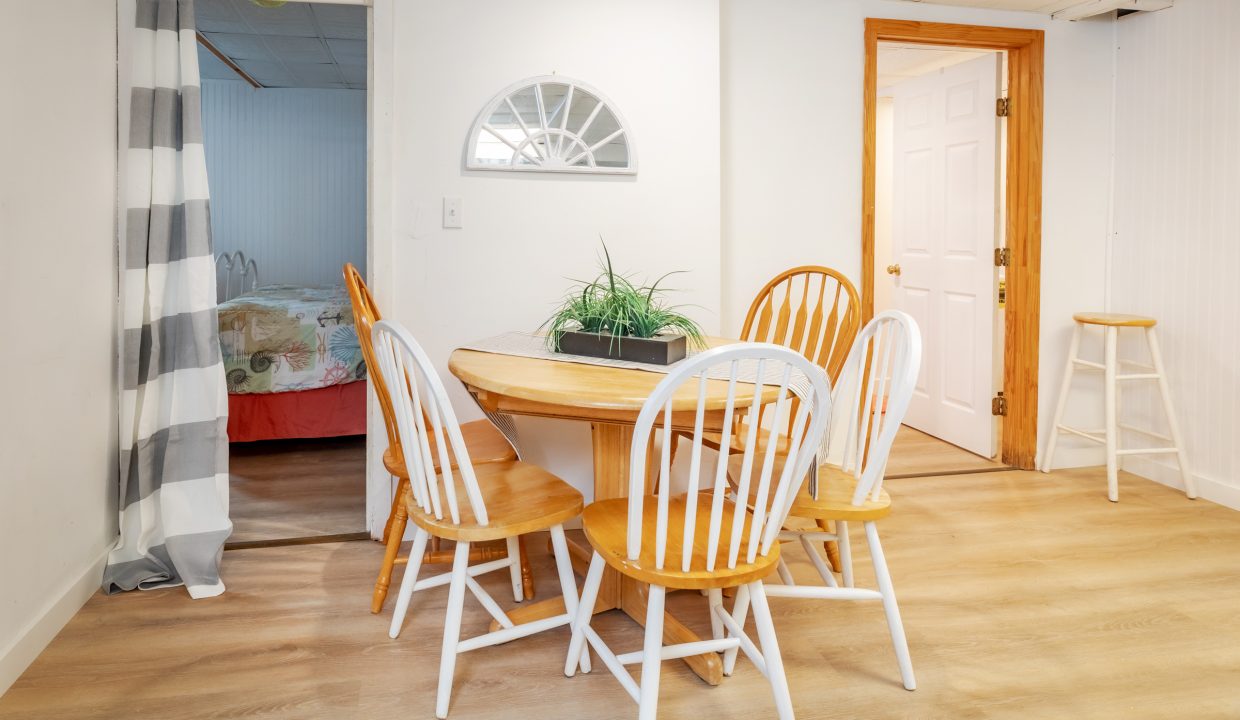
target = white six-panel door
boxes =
[890,53,1001,458]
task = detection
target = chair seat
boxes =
[405,460,582,543]
[383,419,517,478]
[730,456,892,522]
[581,494,781,590]
[1073,312,1156,328]
[785,464,891,522]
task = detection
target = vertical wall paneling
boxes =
[1112,0,1240,507]
[201,80,366,287]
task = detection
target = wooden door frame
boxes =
[862,19,1043,469]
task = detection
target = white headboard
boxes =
[216,251,259,303]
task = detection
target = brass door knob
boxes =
[886,264,901,276]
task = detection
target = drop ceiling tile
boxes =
[287,62,345,86]
[311,4,367,40]
[263,35,333,64]
[195,0,248,33]
[203,32,275,61]
[326,39,366,66]
[339,64,367,86]
[236,59,295,86]
[233,1,317,37]
[197,46,238,81]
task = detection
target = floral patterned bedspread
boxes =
[218,285,365,394]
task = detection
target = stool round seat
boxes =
[1072,312,1156,328]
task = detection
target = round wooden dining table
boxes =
[448,337,762,686]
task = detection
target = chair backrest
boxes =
[628,343,833,573]
[740,266,861,384]
[829,310,922,505]
[343,263,403,454]
[371,319,489,525]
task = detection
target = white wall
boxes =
[202,81,366,287]
[721,0,1115,467]
[1110,0,1240,509]
[383,0,721,500]
[0,0,118,694]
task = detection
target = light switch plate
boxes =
[442,196,462,229]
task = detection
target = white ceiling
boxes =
[896,0,1082,11]
[878,43,992,90]
[195,0,366,90]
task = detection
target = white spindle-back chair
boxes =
[372,320,585,719]
[565,342,833,720]
[763,310,922,691]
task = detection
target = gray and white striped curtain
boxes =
[104,0,232,598]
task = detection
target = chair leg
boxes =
[1104,326,1119,502]
[866,521,915,690]
[817,519,841,572]
[748,581,794,720]
[775,556,795,586]
[1146,327,1197,499]
[565,552,606,677]
[549,525,589,674]
[1041,323,1081,473]
[519,535,535,600]
[837,520,854,588]
[722,583,751,676]
[506,536,523,602]
[707,588,725,641]
[387,528,429,638]
[435,541,471,719]
[372,482,410,613]
[381,475,405,542]
[638,584,666,720]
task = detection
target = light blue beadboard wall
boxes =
[201,80,366,287]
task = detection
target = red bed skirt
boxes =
[227,382,367,443]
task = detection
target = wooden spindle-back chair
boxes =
[373,320,585,719]
[342,264,526,614]
[566,343,833,720]
[763,310,923,691]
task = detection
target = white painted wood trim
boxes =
[1122,456,1240,512]
[365,0,395,539]
[0,547,109,695]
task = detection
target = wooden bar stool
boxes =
[1040,312,1196,502]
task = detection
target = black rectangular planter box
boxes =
[555,330,687,365]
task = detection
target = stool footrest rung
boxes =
[1115,447,1179,456]
[1118,373,1160,381]
[1118,424,1172,442]
[1057,425,1105,444]
[1072,358,1106,371]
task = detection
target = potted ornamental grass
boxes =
[544,243,705,365]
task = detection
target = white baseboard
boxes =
[0,546,109,696]
[1041,445,1107,470]
[1122,455,1240,511]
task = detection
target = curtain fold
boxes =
[104,0,232,599]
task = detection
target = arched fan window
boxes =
[466,76,636,175]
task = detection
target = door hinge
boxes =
[992,392,1008,416]
[998,279,1007,308]
[994,247,1010,267]
[996,97,1010,117]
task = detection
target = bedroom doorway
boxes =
[862,19,1045,470]
[197,0,371,547]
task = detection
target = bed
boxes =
[216,252,367,443]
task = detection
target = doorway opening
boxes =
[874,42,1006,468]
[196,0,371,547]
[862,19,1045,470]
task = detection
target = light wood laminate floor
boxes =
[886,425,1005,476]
[228,436,366,543]
[4,467,1237,719]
